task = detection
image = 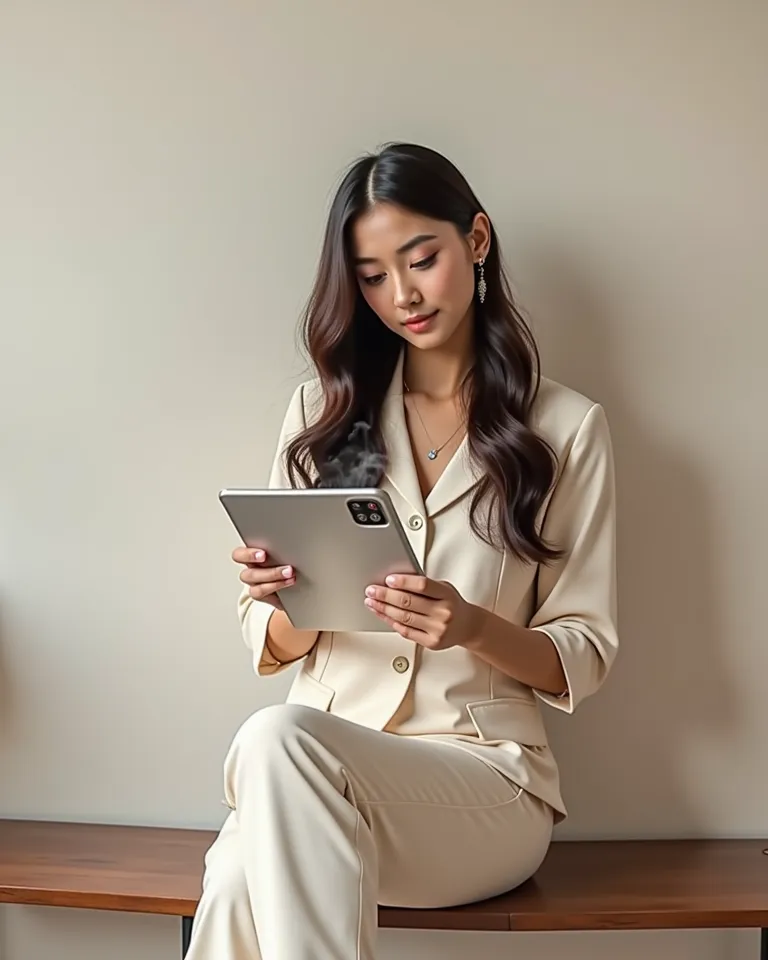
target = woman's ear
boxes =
[467,213,492,262]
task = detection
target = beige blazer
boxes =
[239,352,618,821]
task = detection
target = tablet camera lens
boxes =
[367,502,379,511]
[370,512,381,523]
[356,513,368,523]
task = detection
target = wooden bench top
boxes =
[2,819,768,932]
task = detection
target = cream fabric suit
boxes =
[187,352,618,960]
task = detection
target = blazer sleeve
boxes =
[237,382,309,677]
[529,402,618,713]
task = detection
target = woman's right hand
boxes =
[232,546,296,609]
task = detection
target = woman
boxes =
[187,142,618,960]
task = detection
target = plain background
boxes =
[1,1,766,958]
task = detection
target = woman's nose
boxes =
[393,275,420,310]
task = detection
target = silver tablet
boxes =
[219,487,424,633]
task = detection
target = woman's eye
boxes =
[361,273,385,287]
[412,252,437,270]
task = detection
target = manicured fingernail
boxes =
[254,550,265,562]
[281,567,293,578]
[386,576,397,586]
[365,598,375,608]
[365,586,376,597]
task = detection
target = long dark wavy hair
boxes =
[285,142,561,564]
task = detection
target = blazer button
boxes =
[408,515,423,530]
[392,656,410,674]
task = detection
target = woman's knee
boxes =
[238,702,329,748]
[224,703,333,782]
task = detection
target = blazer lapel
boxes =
[381,350,483,519]
[380,351,425,517]
[424,435,484,517]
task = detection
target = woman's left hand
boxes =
[364,574,481,650]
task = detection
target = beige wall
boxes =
[1,1,766,957]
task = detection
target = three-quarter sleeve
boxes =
[529,402,618,713]
[238,382,309,677]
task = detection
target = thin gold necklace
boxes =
[404,382,466,461]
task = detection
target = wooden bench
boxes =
[1,819,768,957]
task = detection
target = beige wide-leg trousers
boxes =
[186,703,553,960]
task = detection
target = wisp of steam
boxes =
[318,421,387,488]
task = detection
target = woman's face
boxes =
[351,203,490,351]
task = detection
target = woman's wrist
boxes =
[265,608,319,664]
[461,603,490,653]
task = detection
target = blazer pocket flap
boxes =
[285,671,335,712]
[466,697,549,747]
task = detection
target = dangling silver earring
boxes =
[476,258,487,304]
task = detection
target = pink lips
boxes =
[403,310,438,333]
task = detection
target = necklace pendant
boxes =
[427,449,438,460]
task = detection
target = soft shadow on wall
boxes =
[518,249,742,840]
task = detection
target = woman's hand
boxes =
[364,574,481,650]
[232,546,296,609]
[233,546,318,665]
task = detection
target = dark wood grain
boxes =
[0,820,211,916]
[1,820,767,932]
[501,838,768,932]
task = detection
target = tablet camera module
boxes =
[347,499,387,526]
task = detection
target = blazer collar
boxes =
[380,350,483,519]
